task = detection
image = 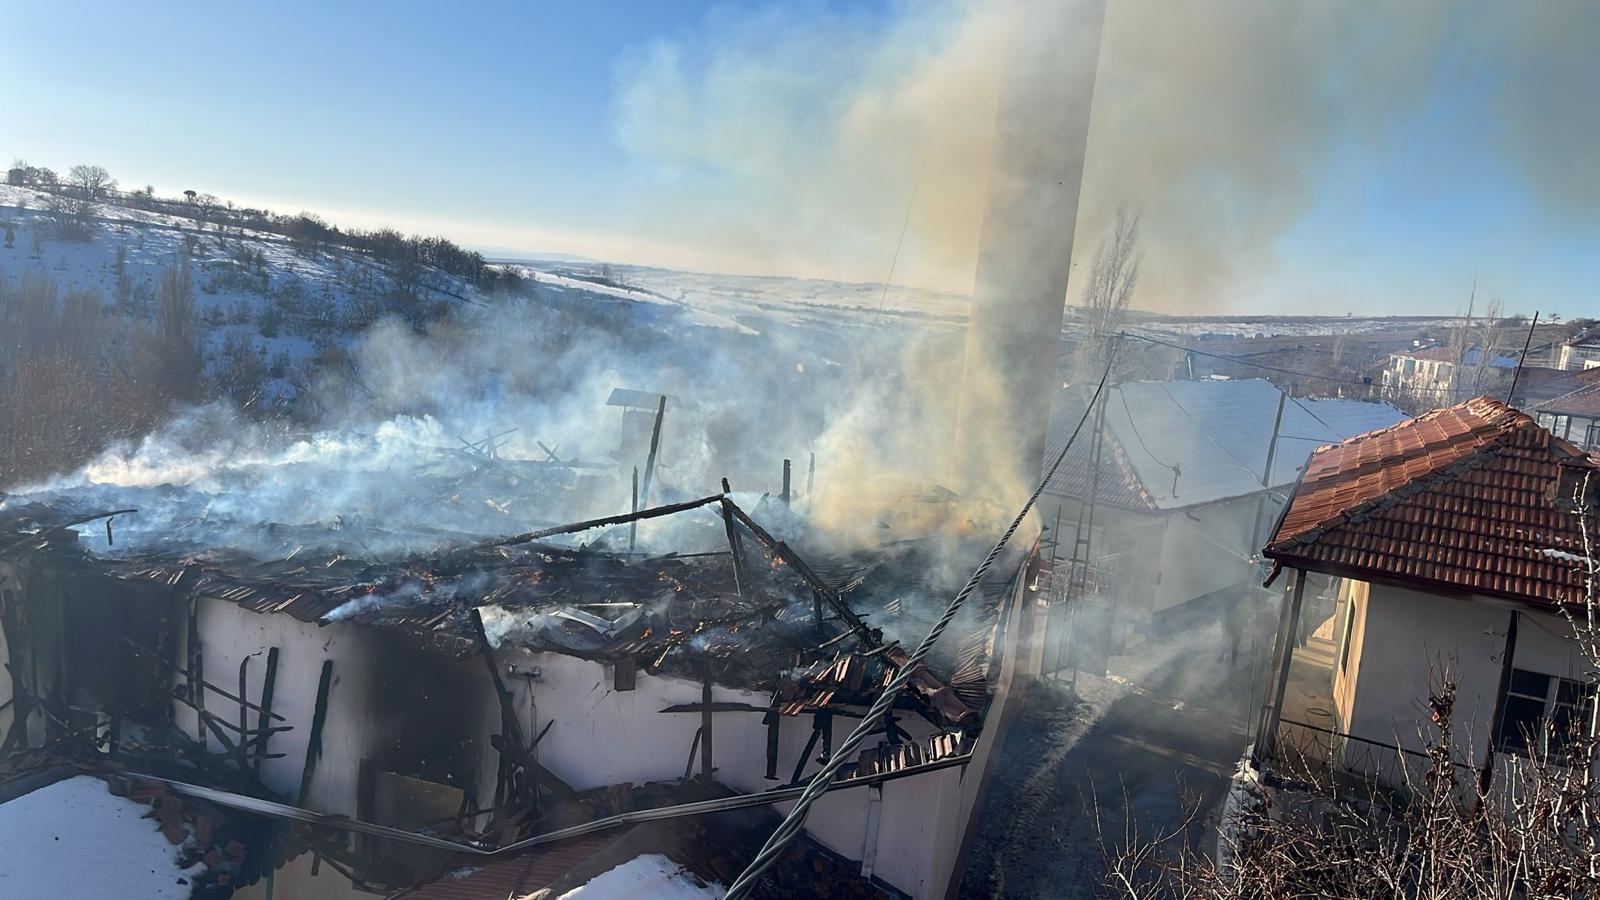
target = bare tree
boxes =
[1074,206,1143,385]
[67,164,116,199]
[1448,281,1509,400]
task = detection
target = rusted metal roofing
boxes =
[1265,397,1600,608]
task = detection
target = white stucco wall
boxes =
[1335,581,1596,788]
[480,647,967,899]
[1340,584,1505,774]
[176,600,385,818]
[184,605,970,899]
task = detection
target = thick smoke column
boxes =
[951,0,1104,507]
[612,1,1600,312]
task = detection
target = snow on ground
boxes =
[0,775,202,898]
[556,853,723,900]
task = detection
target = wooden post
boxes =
[699,664,715,785]
[297,660,334,806]
[1253,570,1306,767]
[805,453,816,510]
[638,396,667,511]
[781,459,792,506]
[188,600,205,747]
[629,466,640,552]
[1480,610,1520,794]
[719,478,747,596]
[254,648,279,775]
[763,693,781,781]
[237,657,251,766]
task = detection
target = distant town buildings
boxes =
[1381,344,1519,404]
[1556,331,1600,371]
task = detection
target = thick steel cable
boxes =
[723,351,1119,898]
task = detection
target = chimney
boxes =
[950,0,1106,504]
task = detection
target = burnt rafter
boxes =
[720,499,879,648]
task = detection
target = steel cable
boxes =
[722,349,1119,898]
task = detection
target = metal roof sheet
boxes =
[1044,380,1407,511]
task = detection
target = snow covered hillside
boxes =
[0,184,491,408]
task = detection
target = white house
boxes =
[1381,344,1520,406]
[1557,332,1600,372]
[1257,397,1598,792]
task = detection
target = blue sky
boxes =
[4,1,1596,318]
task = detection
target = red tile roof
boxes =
[1265,397,1599,608]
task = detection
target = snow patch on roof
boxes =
[557,853,724,899]
[0,775,203,898]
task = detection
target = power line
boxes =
[721,349,1121,899]
[1118,331,1470,398]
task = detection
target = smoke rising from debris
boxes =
[612,0,1600,312]
[13,285,995,560]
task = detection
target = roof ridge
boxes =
[1267,399,1529,549]
[1268,437,1510,553]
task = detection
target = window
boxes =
[1553,415,1571,437]
[1496,668,1595,758]
[1587,422,1600,450]
[1536,412,1556,429]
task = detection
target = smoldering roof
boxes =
[0,486,1003,730]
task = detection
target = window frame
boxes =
[1495,667,1596,760]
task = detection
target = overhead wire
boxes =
[1118,330,1473,398]
[721,348,1121,899]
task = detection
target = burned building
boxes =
[0,454,1028,898]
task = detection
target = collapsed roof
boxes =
[0,485,996,731]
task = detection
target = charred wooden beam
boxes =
[254,648,279,775]
[789,719,824,786]
[297,660,333,806]
[237,657,250,765]
[473,493,725,551]
[699,664,714,785]
[117,635,286,721]
[719,478,747,597]
[469,607,575,802]
[721,500,878,647]
[764,693,781,781]
[628,466,640,552]
[806,452,816,509]
[188,600,205,747]
[638,395,667,511]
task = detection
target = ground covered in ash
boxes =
[958,619,1259,899]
